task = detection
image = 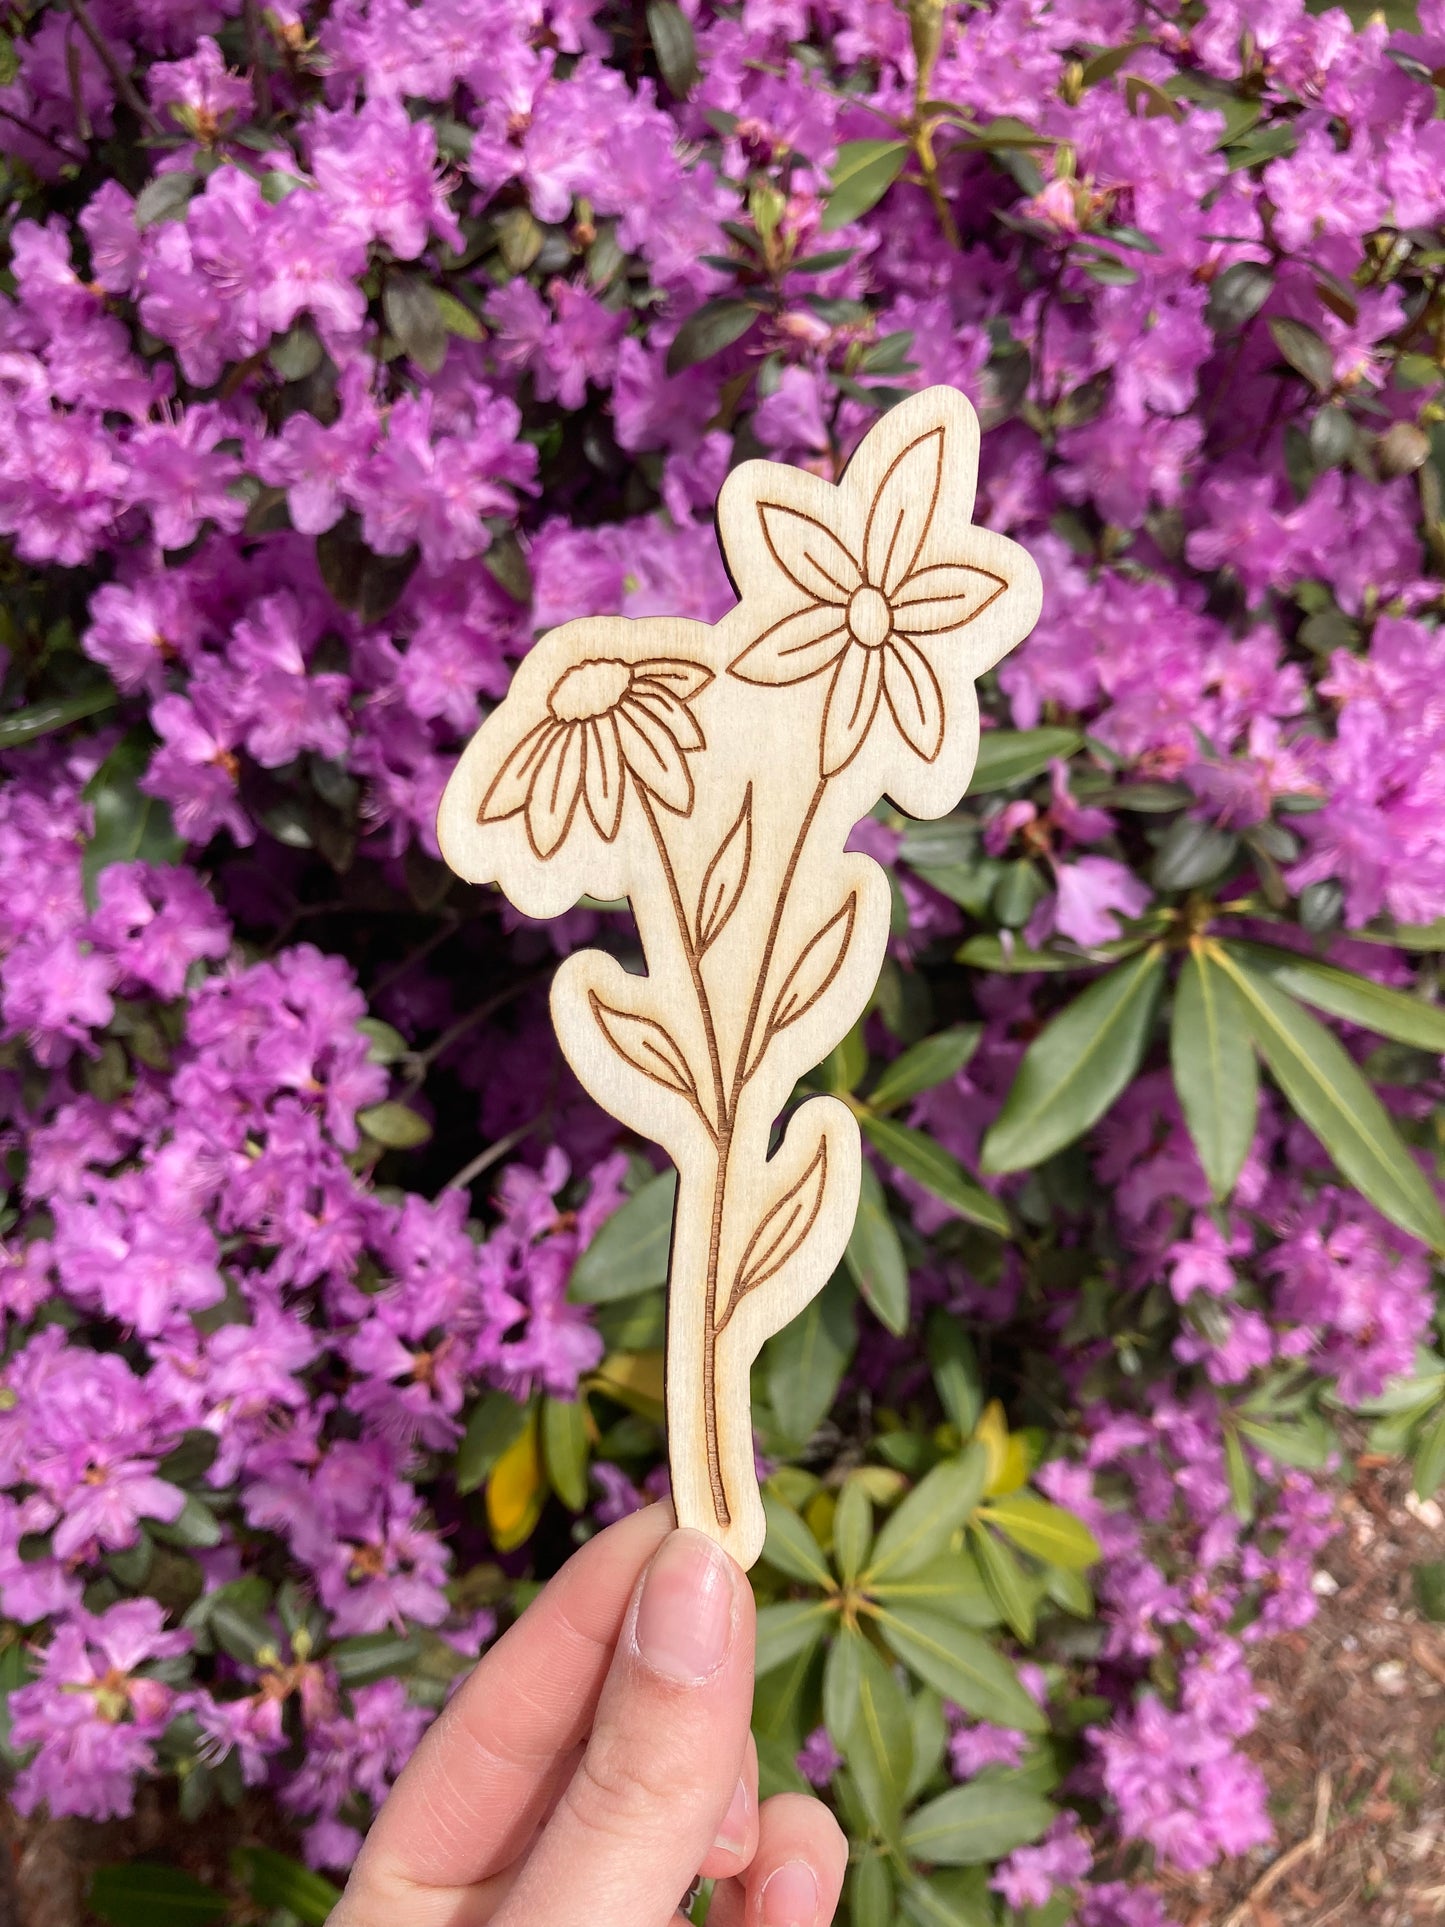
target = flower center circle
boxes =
[847,585,892,649]
[549,658,632,722]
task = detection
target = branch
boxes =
[68,0,165,136]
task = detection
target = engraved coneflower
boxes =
[729,425,1006,777]
[478,656,713,858]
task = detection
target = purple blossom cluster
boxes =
[2,0,1444,1915]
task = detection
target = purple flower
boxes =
[796,1726,844,1787]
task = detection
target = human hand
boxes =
[332,1504,847,1927]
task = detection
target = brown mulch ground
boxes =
[1,1460,1442,1925]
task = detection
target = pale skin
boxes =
[332,1507,848,1927]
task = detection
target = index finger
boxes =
[352,1502,672,1894]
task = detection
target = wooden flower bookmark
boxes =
[438,386,1041,1568]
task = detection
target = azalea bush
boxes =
[2,0,1445,1922]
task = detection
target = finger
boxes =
[697,1733,760,1882]
[345,1503,671,1902]
[708,1792,849,1927]
[495,1526,756,1927]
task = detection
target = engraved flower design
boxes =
[478,656,713,858]
[729,425,1006,777]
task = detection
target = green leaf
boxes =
[1235,945,1445,1053]
[814,1021,867,1095]
[1412,1559,1445,1622]
[316,514,418,622]
[981,948,1165,1174]
[435,290,484,340]
[926,1310,982,1437]
[755,1599,832,1678]
[1413,1406,1445,1499]
[383,273,448,374]
[456,1389,531,1495]
[1170,945,1258,1200]
[1224,1421,1255,1521]
[967,727,1083,792]
[1269,315,1334,391]
[82,738,185,905]
[902,1773,1055,1866]
[665,298,759,374]
[822,139,910,230]
[1235,1414,1335,1471]
[844,1161,910,1334]
[88,1866,226,1927]
[0,686,115,747]
[898,1869,994,1927]
[869,1550,999,1628]
[830,1630,912,1838]
[357,1101,432,1149]
[851,1856,895,1927]
[646,0,698,94]
[833,1477,874,1585]
[330,1628,422,1685]
[979,1494,1100,1571]
[232,1847,341,1927]
[874,1604,1045,1731]
[969,1523,1034,1643]
[866,1445,988,1583]
[1215,948,1445,1252]
[541,1396,590,1511]
[859,1115,1008,1235]
[869,1027,982,1114]
[765,1269,856,1447]
[134,170,197,227]
[761,1492,834,1588]
[1206,259,1274,330]
[569,1171,676,1303]
[907,1686,949,1801]
[157,1430,220,1486]
[148,1495,222,1550]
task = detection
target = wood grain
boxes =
[438,385,1042,1567]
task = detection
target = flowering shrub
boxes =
[2,0,1445,1922]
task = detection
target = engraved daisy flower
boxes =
[729,425,1006,777]
[478,656,713,858]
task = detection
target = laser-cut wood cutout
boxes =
[438,386,1042,1568]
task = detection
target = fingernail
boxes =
[634,1528,737,1684]
[760,1859,819,1927]
[713,1775,749,1855]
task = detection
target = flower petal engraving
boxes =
[478,719,552,823]
[864,425,944,596]
[639,659,715,703]
[526,722,585,858]
[758,502,862,605]
[729,601,851,685]
[820,644,884,777]
[882,633,945,762]
[891,562,1007,634]
[584,715,625,840]
[617,703,694,814]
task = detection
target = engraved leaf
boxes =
[588,991,700,1105]
[722,1138,829,1328]
[751,894,859,1072]
[695,785,753,954]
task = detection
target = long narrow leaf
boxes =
[1234,942,1445,1053]
[1216,946,1445,1251]
[1171,942,1258,1198]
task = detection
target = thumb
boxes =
[494,1526,755,1927]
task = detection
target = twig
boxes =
[0,101,86,163]
[442,1116,541,1193]
[67,0,165,136]
[404,969,549,1083]
[243,0,273,122]
[1222,1771,1332,1927]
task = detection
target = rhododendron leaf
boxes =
[1413,1558,1445,1621]
[646,0,698,96]
[761,1490,832,1587]
[232,1848,340,1927]
[331,1629,423,1685]
[88,1865,226,1927]
[1223,1421,1256,1522]
[568,1169,676,1304]
[766,1269,856,1448]
[1171,944,1258,1200]
[456,1389,531,1494]
[868,1552,998,1628]
[851,1856,894,1927]
[827,1629,911,1840]
[384,274,448,375]
[1413,1407,1445,1500]
[966,726,1082,793]
[82,738,184,907]
[843,1148,909,1333]
[1235,1414,1335,1471]
[541,1395,590,1511]
[822,140,909,230]
[980,947,1165,1173]
[134,170,197,227]
[486,1407,546,1552]
[897,1869,993,1927]
[868,1025,981,1114]
[754,1599,832,1678]
[149,1495,223,1550]
[316,515,418,622]
[588,1349,665,1421]
[979,1495,1100,1571]
[1206,259,1274,329]
[926,1311,983,1438]
[860,1114,1007,1235]
[832,1476,873,1584]
[873,1605,1043,1732]
[357,1101,431,1148]
[969,1522,1034,1643]
[1233,943,1445,1053]
[1216,951,1445,1253]
[1270,315,1334,392]
[866,1445,988,1583]
[665,297,760,374]
[0,686,115,747]
[901,1774,1055,1867]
